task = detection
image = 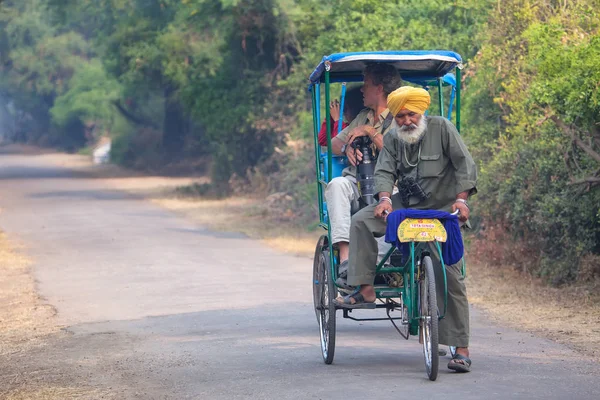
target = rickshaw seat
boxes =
[319,153,348,182]
[319,154,355,223]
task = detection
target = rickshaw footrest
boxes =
[378,291,401,297]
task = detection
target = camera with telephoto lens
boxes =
[397,176,430,206]
[352,136,376,205]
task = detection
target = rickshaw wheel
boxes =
[419,255,439,381]
[312,234,336,364]
[312,235,328,323]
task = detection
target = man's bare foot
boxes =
[455,347,469,358]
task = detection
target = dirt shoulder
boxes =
[467,260,600,359]
[0,232,113,399]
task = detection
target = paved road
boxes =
[1,150,599,399]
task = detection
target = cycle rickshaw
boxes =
[309,51,464,381]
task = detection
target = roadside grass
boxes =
[0,232,58,352]
[3,388,110,400]
[466,259,600,360]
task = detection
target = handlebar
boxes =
[383,209,460,216]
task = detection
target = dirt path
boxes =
[1,146,599,399]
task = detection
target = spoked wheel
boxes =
[312,235,327,323]
[312,234,336,364]
[419,255,439,381]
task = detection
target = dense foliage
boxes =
[465,0,600,284]
[1,0,598,284]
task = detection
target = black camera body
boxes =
[352,136,376,205]
[397,176,430,206]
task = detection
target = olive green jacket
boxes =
[374,116,477,211]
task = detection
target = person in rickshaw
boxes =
[325,63,402,280]
[335,86,477,373]
[317,86,364,146]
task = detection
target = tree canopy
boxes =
[1,0,598,284]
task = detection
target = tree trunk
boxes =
[162,84,186,158]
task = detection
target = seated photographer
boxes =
[335,86,477,373]
[325,63,402,276]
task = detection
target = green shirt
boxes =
[336,108,393,178]
[374,116,477,211]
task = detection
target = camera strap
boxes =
[382,113,394,132]
[363,112,394,159]
[363,111,393,133]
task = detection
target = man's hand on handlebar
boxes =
[452,201,469,222]
[374,202,392,221]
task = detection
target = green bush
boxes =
[465,0,600,285]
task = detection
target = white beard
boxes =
[397,117,428,145]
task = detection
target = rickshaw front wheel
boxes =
[419,255,439,381]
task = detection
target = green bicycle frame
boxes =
[374,240,448,333]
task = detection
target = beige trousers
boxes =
[324,176,356,245]
[324,176,393,263]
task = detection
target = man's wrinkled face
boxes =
[361,76,381,109]
[394,109,428,144]
[394,109,423,130]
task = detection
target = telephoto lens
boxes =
[353,136,376,205]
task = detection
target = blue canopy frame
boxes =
[309,50,462,85]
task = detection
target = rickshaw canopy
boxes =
[309,50,462,86]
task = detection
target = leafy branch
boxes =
[550,115,600,165]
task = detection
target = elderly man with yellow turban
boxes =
[335,86,477,373]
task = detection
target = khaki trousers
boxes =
[348,201,470,347]
[324,177,357,244]
[324,177,393,264]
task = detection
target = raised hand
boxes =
[330,99,341,122]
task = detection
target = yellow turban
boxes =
[387,86,431,116]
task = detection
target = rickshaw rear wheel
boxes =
[419,255,439,381]
[312,234,336,364]
[312,235,327,323]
